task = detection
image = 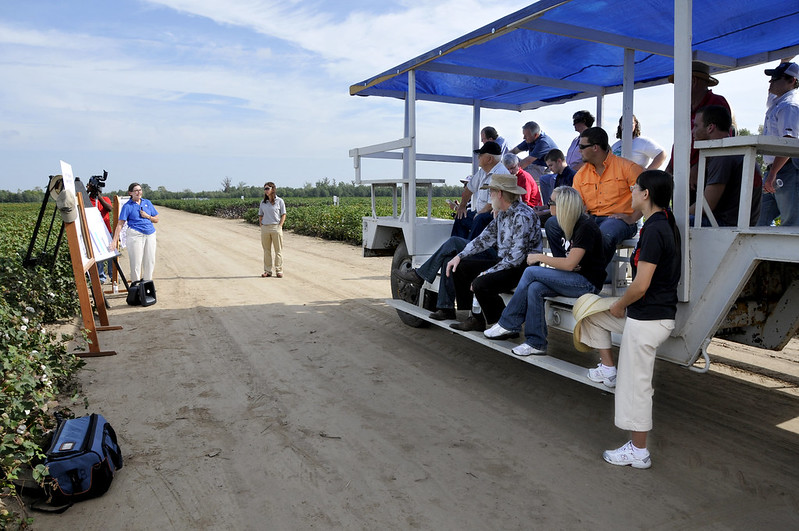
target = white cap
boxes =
[56,189,77,223]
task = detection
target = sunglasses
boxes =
[548,200,556,206]
[578,143,595,150]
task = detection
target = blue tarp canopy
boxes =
[350,0,799,111]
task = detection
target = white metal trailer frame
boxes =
[349,0,799,383]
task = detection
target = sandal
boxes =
[261,272,272,278]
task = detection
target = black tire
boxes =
[390,241,430,328]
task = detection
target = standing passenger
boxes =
[665,61,732,195]
[758,62,799,227]
[576,170,681,469]
[259,182,287,278]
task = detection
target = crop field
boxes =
[157,196,457,245]
[0,202,86,526]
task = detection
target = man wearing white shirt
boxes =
[758,62,799,226]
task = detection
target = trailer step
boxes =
[387,299,615,393]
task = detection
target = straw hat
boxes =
[572,293,620,352]
[667,61,719,86]
[479,174,527,195]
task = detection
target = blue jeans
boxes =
[97,258,113,283]
[416,236,468,309]
[545,215,637,266]
[451,210,475,238]
[539,173,556,206]
[468,211,493,240]
[498,266,598,350]
[757,160,799,226]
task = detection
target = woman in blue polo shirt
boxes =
[110,182,159,281]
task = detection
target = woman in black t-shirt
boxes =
[484,186,605,356]
[579,170,681,469]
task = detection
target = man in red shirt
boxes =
[665,61,732,194]
[502,152,542,208]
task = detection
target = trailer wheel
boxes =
[390,241,430,328]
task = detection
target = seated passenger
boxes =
[395,175,542,332]
[545,127,643,272]
[481,126,509,154]
[502,152,542,208]
[611,115,667,170]
[689,105,762,226]
[484,187,605,356]
[566,110,595,173]
[510,121,558,184]
[451,141,510,239]
[535,149,576,222]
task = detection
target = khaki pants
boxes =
[581,312,674,432]
[260,224,283,274]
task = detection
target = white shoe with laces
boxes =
[603,441,651,469]
[511,343,546,356]
[588,363,617,388]
[484,323,519,340]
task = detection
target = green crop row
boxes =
[161,196,457,245]
[0,203,86,528]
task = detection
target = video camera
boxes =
[88,170,108,190]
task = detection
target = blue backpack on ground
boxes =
[39,413,123,508]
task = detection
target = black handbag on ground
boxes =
[126,280,157,306]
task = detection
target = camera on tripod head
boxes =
[88,170,108,191]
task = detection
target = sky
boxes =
[0,0,784,194]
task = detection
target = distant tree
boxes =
[221,177,232,193]
[737,127,766,173]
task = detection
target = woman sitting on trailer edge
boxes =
[577,170,681,469]
[484,186,605,355]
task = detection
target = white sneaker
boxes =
[588,363,617,387]
[484,323,519,340]
[603,441,651,469]
[511,343,546,356]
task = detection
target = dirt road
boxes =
[33,207,799,529]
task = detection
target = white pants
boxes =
[127,228,157,281]
[581,312,675,432]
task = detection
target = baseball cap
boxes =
[56,189,78,223]
[474,141,502,156]
[765,62,799,79]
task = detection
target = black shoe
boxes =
[450,314,486,332]
[429,308,457,321]
[393,267,424,286]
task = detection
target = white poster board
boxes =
[60,160,90,266]
[85,206,119,262]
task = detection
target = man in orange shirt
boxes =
[544,127,643,268]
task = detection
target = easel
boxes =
[62,179,122,357]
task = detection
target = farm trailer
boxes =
[348,0,799,389]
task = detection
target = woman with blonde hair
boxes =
[258,181,286,278]
[484,186,605,356]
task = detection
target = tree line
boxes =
[0,178,464,203]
